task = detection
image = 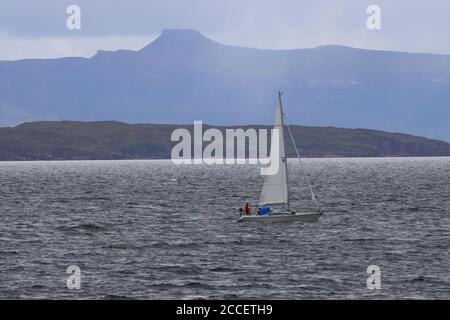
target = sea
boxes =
[0,157,448,299]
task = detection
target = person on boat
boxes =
[243,203,250,215]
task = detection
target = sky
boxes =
[0,0,449,60]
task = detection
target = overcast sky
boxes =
[0,0,449,60]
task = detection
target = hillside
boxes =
[0,29,449,141]
[0,121,449,161]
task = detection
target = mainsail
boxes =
[258,93,289,207]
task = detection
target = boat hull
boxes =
[237,212,322,223]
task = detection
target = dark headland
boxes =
[0,121,449,161]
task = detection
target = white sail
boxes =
[258,93,289,206]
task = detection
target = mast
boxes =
[258,91,290,208]
[278,91,290,212]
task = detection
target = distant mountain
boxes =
[0,29,449,141]
[0,121,449,161]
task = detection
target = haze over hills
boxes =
[0,121,449,161]
[0,29,449,141]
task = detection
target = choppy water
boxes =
[0,158,449,299]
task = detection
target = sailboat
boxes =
[238,92,323,223]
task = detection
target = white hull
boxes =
[238,211,322,223]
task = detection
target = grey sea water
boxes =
[0,157,449,299]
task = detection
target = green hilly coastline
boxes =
[0,121,449,161]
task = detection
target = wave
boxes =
[101,294,134,300]
[0,250,20,256]
[57,222,107,233]
[209,267,239,273]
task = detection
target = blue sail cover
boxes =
[259,205,270,215]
